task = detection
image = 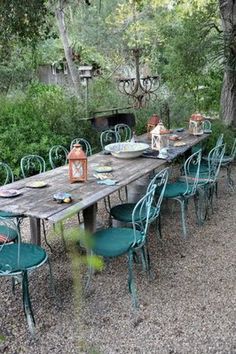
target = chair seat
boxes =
[0,210,24,218]
[110,203,158,223]
[0,225,18,243]
[91,228,143,257]
[160,181,194,198]
[0,243,47,273]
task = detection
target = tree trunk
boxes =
[55,0,81,97]
[219,0,236,127]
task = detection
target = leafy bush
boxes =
[0,83,101,179]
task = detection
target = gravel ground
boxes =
[0,166,236,354]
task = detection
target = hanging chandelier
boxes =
[116,1,160,108]
[117,47,160,108]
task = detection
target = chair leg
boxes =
[42,220,53,253]
[22,271,35,335]
[128,251,138,308]
[175,198,187,239]
[226,164,235,192]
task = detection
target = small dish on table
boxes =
[0,189,22,198]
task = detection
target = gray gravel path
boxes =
[0,166,235,354]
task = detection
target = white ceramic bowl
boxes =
[104,142,149,159]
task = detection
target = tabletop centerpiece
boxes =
[67,144,87,183]
[151,120,170,151]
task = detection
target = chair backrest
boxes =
[20,155,46,178]
[0,217,20,270]
[0,162,14,185]
[131,184,157,247]
[100,129,121,150]
[49,145,68,169]
[203,120,212,131]
[183,149,202,195]
[70,138,92,156]
[215,133,224,147]
[230,137,236,160]
[207,143,226,182]
[114,124,132,141]
[147,167,169,221]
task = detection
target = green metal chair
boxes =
[0,162,24,243]
[220,137,236,190]
[20,155,52,251]
[70,138,92,156]
[109,168,169,238]
[157,149,202,239]
[86,183,158,307]
[185,144,226,223]
[195,143,226,221]
[49,145,68,169]
[100,129,121,151]
[0,217,54,334]
[20,155,46,178]
[114,123,132,141]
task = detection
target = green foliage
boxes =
[0,83,101,179]
[203,120,236,154]
[0,0,49,44]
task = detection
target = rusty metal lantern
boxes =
[68,144,87,183]
[147,113,160,138]
[189,113,204,135]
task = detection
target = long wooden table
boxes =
[0,131,208,244]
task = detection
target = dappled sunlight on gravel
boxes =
[0,166,236,353]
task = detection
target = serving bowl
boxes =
[104,142,149,159]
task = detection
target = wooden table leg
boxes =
[82,203,97,234]
[30,217,41,245]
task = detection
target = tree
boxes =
[219,0,236,127]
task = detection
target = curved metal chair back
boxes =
[183,149,202,196]
[207,143,226,183]
[70,138,92,156]
[0,162,14,185]
[216,133,224,147]
[100,129,121,150]
[49,145,68,169]
[230,137,236,160]
[147,167,169,221]
[131,184,157,247]
[114,124,132,141]
[20,155,46,178]
[203,120,212,131]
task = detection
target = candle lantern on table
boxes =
[68,144,87,183]
[189,113,204,136]
[151,121,170,151]
[147,113,160,138]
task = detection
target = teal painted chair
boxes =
[86,183,159,307]
[100,129,121,151]
[109,167,169,239]
[0,217,54,334]
[20,155,46,178]
[194,143,226,221]
[0,162,24,243]
[20,155,52,251]
[49,145,68,169]
[203,137,236,191]
[70,138,92,156]
[114,123,132,141]
[157,149,202,238]
[184,143,225,223]
[69,139,92,225]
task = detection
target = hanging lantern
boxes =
[68,144,87,183]
[151,121,169,151]
[189,113,204,135]
[147,113,160,138]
